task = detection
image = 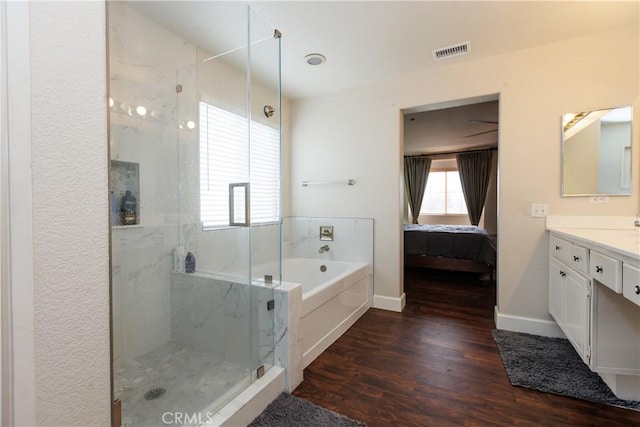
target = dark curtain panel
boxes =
[456,150,493,226]
[404,156,432,224]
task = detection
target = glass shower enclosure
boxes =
[108,2,281,425]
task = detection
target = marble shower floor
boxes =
[115,342,249,426]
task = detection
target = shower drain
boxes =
[144,387,166,401]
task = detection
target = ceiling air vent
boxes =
[432,41,470,61]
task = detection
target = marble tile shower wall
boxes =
[111,226,178,367]
[170,271,276,374]
[109,3,197,367]
[179,223,281,277]
[110,3,281,372]
[170,272,249,368]
[173,223,281,372]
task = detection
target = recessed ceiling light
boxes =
[304,53,326,66]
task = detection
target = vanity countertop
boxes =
[547,227,640,262]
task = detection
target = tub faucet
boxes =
[319,244,330,253]
[635,215,640,228]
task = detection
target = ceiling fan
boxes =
[465,120,498,138]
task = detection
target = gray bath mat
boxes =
[249,392,367,427]
[492,329,640,411]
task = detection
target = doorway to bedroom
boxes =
[402,94,499,313]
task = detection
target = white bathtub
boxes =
[282,258,371,367]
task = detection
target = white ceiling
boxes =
[129,1,639,100]
[127,1,637,154]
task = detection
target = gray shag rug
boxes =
[249,393,367,427]
[492,329,640,411]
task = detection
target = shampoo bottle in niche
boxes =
[185,252,196,273]
[120,190,137,225]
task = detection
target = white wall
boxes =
[28,2,110,425]
[290,26,639,324]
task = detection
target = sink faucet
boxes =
[319,244,330,253]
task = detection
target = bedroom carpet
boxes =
[248,393,367,427]
[492,329,640,411]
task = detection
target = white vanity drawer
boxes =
[570,245,589,275]
[590,251,622,293]
[550,235,572,264]
[622,263,640,307]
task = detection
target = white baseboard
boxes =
[494,307,565,338]
[373,293,406,312]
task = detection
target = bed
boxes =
[403,224,496,274]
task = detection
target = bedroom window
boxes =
[420,170,467,215]
[199,102,280,229]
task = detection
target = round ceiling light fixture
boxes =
[304,53,326,66]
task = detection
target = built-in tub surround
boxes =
[283,217,374,268]
[289,258,371,367]
[283,217,374,300]
[546,215,640,400]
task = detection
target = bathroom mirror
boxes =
[562,106,632,196]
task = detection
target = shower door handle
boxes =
[229,182,250,227]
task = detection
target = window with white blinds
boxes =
[199,102,280,228]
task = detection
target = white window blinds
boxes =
[199,102,280,228]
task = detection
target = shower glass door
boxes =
[248,6,281,381]
[109,3,280,425]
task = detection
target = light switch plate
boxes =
[531,203,548,218]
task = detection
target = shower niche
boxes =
[108,2,282,426]
[110,160,140,227]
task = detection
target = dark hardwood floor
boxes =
[293,267,640,426]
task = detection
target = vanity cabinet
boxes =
[549,238,591,364]
[548,229,640,400]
